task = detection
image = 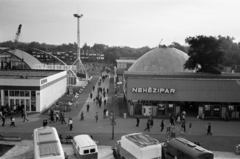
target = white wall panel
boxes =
[39,78,67,112]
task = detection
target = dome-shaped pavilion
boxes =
[128,47,189,72]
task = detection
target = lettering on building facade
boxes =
[41,78,48,85]
[132,87,175,94]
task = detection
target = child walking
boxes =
[95,112,98,122]
[10,116,16,127]
[189,123,192,134]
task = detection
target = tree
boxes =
[218,36,240,67]
[184,35,225,74]
[82,43,91,53]
[169,42,189,53]
[91,43,108,53]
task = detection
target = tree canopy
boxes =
[184,35,226,74]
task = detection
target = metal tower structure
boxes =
[73,13,88,80]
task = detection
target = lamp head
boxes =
[74,14,83,18]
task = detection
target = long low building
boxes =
[0,69,67,113]
[124,71,240,119]
[120,47,240,119]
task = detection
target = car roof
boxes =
[73,135,96,148]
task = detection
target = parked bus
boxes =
[162,137,214,159]
[33,126,66,159]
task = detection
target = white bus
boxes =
[33,126,66,159]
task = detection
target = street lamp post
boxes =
[112,75,118,140]
[112,94,117,140]
[73,13,83,74]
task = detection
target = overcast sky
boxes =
[0,0,240,48]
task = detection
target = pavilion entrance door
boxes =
[9,97,31,112]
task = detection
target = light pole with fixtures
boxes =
[73,13,87,78]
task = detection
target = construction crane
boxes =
[13,24,22,50]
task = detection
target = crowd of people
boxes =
[0,104,29,127]
[42,67,111,131]
[137,111,212,136]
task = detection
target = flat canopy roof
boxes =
[0,69,63,79]
[124,71,240,80]
[116,59,136,63]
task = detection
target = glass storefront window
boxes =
[4,90,8,96]
[31,91,36,97]
[168,104,174,115]
[10,91,14,96]
[229,105,234,111]
[15,91,19,96]
[204,105,211,117]
[31,102,36,111]
[158,104,165,116]
[26,99,30,111]
[4,97,8,106]
[16,99,20,107]
[25,91,30,97]
[20,91,24,97]
[31,91,36,112]
[213,105,220,117]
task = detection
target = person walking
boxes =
[80,112,84,121]
[206,123,212,135]
[103,108,107,118]
[68,118,73,131]
[62,113,67,124]
[150,117,154,128]
[161,120,165,132]
[75,101,78,108]
[55,112,60,122]
[136,116,140,127]
[60,112,63,123]
[99,99,102,108]
[2,114,6,127]
[21,105,24,118]
[95,112,99,122]
[104,99,107,107]
[23,111,29,122]
[170,115,175,126]
[90,93,93,99]
[144,119,150,132]
[10,116,16,127]
[181,122,186,132]
[49,109,54,123]
[189,123,192,134]
[43,119,48,127]
[87,104,90,112]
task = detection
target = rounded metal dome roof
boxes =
[128,47,189,72]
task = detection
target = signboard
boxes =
[132,87,175,94]
[41,78,48,85]
[34,64,76,71]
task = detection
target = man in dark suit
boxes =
[136,116,140,127]
[144,119,150,132]
[207,123,212,135]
